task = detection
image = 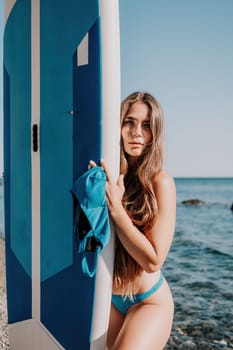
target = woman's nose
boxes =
[132,124,142,137]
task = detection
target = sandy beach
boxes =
[0,239,9,349]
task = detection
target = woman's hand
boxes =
[100,160,125,213]
[88,159,125,217]
[88,160,98,169]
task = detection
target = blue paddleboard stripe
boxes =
[40,0,101,348]
[73,20,102,179]
[40,0,99,284]
[4,0,32,323]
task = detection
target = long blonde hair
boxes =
[114,91,164,297]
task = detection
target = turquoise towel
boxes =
[72,166,110,277]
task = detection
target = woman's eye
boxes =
[124,120,134,126]
[143,123,151,129]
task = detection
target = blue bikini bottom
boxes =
[112,272,164,315]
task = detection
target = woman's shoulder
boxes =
[152,169,176,193]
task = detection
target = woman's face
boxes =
[121,101,152,160]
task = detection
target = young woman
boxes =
[90,91,176,350]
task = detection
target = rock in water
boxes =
[181,199,206,206]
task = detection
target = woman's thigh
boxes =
[107,304,125,349]
[112,300,174,350]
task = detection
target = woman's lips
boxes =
[129,142,144,146]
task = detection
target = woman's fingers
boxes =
[117,174,125,194]
[100,159,114,183]
[88,160,97,169]
[117,174,124,187]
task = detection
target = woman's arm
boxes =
[100,160,176,273]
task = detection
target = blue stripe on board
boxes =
[4,0,32,277]
[3,67,10,252]
[40,0,99,283]
[4,0,32,322]
[5,248,32,323]
[40,1,100,349]
[41,251,95,349]
[73,18,102,179]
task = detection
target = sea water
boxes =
[0,178,233,348]
[164,178,233,349]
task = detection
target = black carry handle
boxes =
[32,124,38,152]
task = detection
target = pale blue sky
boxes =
[1,0,233,177]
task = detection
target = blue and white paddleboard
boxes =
[3,0,120,349]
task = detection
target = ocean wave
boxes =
[172,234,233,260]
[184,280,218,291]
[203,246,233,259]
